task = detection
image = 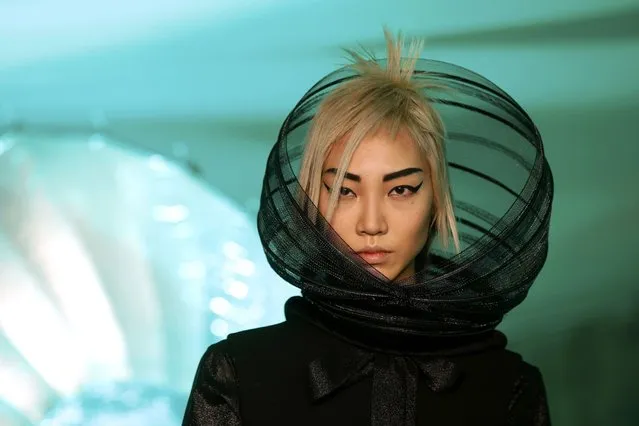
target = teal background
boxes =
[0,1,638,424]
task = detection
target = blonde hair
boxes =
[298,29,460,252]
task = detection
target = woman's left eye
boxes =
[390,182,422,196]
[391,186,412,196]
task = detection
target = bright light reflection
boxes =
[209,319,229,337]
[208,297,231,316]
[225,279,249,300]
[178,260,206,280]
[0,238,85,396]
[229,259,255,277]
[0,362,43,422]
[222,241,247,259]
[152,204,189,223]
[225,305,265,326]
[7,189,129,382]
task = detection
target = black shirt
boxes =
[183,297,550,425]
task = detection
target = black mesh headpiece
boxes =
[257,58,553,337]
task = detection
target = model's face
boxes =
[318,128,433,281]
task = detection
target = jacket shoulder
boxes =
[469,348,550,425]
[182,340,241,425]
[507,359,551,424]
[225,320,320,364]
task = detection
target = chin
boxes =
[389,263,416,282]
[369,261,414,282]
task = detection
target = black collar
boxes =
[284,296,508,426]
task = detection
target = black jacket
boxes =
[183,297,550,425]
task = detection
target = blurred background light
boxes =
[0,127,297,425]
[40,382,187,426]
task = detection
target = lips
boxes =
[357,250,391,264]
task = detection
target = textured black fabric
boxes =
[182,297,551,425]
[257,58,554,337]
[182,340,241,426]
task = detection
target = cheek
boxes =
[328,208,353,240]
[395,202,432,246]
[318,188,329,214]
[317,194,353,241]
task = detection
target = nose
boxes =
[356,197,388,236]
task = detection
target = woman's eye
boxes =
[391,182,424,197]
[324,183,354,197]
[390,184,420,197]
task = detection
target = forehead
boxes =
[324,127,425,172]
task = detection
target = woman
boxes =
[183,29,553,425]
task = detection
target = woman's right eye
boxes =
[323,183,354,197]
[339,187,354,197]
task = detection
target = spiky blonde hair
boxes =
[298,29,460,252]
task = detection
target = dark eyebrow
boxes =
[323,167,423,183]
[323,168,361,182]
[381,167,423,182]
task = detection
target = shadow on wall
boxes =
[504,100,639,426]
[509,298,639,426]
[506,202,639,424]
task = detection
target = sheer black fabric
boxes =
[257,58,553,337]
